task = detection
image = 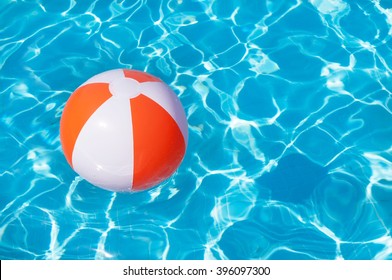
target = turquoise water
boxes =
[1,0,392,260]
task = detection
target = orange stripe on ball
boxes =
[130,94,186,191]
[60,83,112,167]
[123,69,162,83]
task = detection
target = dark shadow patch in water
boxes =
[257,153,328,203]
[380,0,392,9]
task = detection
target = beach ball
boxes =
[60,69,188,192]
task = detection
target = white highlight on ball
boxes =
[109,77,141,99]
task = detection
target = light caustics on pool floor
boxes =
[0,0,392,259]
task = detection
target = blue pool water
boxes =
[1,0,392,260]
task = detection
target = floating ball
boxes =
[60,69,188,192]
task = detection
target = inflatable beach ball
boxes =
[60,69,188,192]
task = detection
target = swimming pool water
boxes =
[1,0,392,260]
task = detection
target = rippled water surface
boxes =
[1,0,392,260]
